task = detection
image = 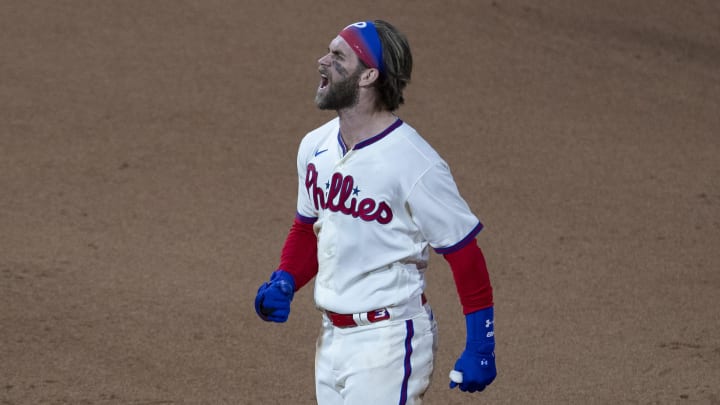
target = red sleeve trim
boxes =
[278,217,318,291]
[443,239,494,315]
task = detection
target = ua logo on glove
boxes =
[449,306,497,393]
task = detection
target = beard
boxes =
[315,66,363,111]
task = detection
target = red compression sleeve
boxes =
[443,239,494,315]
[278,217,318,291]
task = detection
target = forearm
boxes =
[277,216,319,291]
[443,239,493,315]
[445,239,497,392]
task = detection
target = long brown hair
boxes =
[373,20,413,112]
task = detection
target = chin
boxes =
[314,94,330,110]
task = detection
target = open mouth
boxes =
[319,73,329,89]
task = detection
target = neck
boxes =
[337,107,397,150]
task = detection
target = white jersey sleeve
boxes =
[407,161,483,254]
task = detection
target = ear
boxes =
[358,68,381,87]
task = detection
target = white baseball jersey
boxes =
[296,117,482,314]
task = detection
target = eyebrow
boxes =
[328,47,346,58]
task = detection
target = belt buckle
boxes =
[368,307,390,323]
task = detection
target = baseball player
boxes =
[254,20,496,404]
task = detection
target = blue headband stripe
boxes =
[338,21,384,74]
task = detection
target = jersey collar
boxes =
[337,118,404,155]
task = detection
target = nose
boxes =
[318,52,331,67]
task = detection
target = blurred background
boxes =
[1,1,719,403]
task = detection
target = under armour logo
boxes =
[480,359,489,367]
[485,319,494,328]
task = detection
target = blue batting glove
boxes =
[449,306,496,392]
[254,270,295,322]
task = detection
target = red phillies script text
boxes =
[305,163,393,224]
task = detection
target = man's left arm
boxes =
[444,239,497,393]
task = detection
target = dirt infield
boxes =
[1,1,719,404]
